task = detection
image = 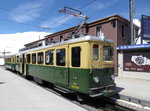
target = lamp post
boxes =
[0,49,11,60]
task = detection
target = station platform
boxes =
[115,76,150,107]
[0,67,87,111]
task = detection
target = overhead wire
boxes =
[47,0,97,30]
[78,0,97,10]
[0,7,72,30]
[0,0,97,31]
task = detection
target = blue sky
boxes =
[0,0,150,34]
[0,0,150,56]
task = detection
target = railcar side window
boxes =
[27,54,30,64]
[93,44,99,61]
[38,52,44,64]
[16,56,19,63]
[45,50,54,65]
[72,47,81,67]
[20,56,22,63]
[56,49,65,66]
[103,46,113,61]
[32,53,36,64]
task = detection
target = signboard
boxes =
[123,50,150,72]
[117,44,150,50]
[141,15,150,40]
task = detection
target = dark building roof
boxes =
[24,14,131,46]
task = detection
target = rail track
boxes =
[27,77,135,111]
[4,67,134,111]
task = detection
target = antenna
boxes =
[59,6,89,34]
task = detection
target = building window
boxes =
[45,50,54,65]
[103,46,113,61]
[72,47,81,67]
[121,25,125,37]
[38,52,44,64]
[56,49,65,66]
[93,44,99,61]
[60,36,63,42]
[96,26,102,37]
[27,54,30,64]
[32,53,36,64]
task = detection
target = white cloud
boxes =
[9,1,45,23]
[41,15,74,29]
[0,31,51,56]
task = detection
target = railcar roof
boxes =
[4,55,15,58]
[18,35,114,54]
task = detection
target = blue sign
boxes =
[117,44,150,50]
[141,15,150,40]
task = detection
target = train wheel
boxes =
[76,94,88,102]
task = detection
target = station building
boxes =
[117,44,150,81]
[20,14,139,75]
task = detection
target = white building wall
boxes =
[118,52,150,81]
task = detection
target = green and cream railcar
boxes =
[5,55,15,70]
[14,54,21,72]
[24,35,116,97]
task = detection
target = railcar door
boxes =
[68,42,90,93]
[54,45,69,86]
[20,54,25,74]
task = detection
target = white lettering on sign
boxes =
[131,55,150,66]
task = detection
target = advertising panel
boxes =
[123,50,150,72]
[141,15,150,40]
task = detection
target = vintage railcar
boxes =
[5,55,15,70]
[5,35,116,98]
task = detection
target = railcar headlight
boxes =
[93,76,99,83]
[110,75,115,81]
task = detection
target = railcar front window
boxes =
[45,50,54,65]
[103,46,113,61]
[38,52,44,64]
[72,47,81,67]
[56,49,65,66]
[93,44,99,61]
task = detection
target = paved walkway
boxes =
[115,76,150,106]
[0,67,87,111]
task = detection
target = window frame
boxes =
[71,46,81,67]
[103,46,113,61]
[16,56,19,63]
[38,52,44,64]
[96,25,102,37]
[32,53,36,64]
[26,54,31,64]
[45,50,54,65]
[121,25,125,37]
[93,44,99,61]
[56,48,66,66]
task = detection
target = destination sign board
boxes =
[141,15,150,40]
